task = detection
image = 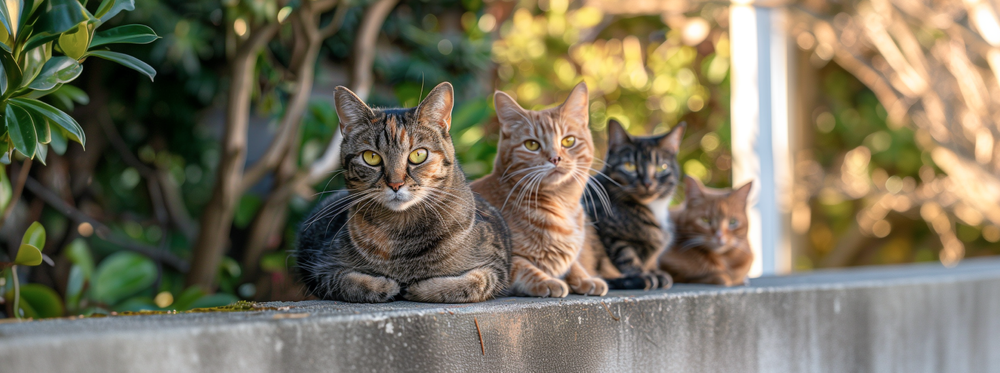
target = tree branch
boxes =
[304,0,399,184]
[186,23,280,290]
[23,176,189,272]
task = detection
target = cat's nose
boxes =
[387,181,405,192]
[643,180,654,189]
[549,156,562,165]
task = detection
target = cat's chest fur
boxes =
[646,196,672,241]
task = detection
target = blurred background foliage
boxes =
[1,0,998,319]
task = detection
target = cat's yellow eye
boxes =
[622,162,636,172]
[362,150,381,166]
[524,140,540,151]
[728,218,740,229]
[700,217,712,226]
[657,163,670,173]
[408,148,428,164]
[561,136,576,148]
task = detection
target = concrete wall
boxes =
[2,259,999,373]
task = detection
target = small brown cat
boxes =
[471,82,608,297]
[659,176,753,286]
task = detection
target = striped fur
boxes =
[471,82,607,297]
[296,83,512,303]
[585,120,684,290]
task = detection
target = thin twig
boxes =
[600,301,620,321]
[12,266,19,319]
[23,176,189,271]
[474,317,485,355]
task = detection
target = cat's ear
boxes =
[658,122,686,152]
[607,119,631,148]
[494,90,528,133]
[684,175,704,200]
[730,181,753,207]
[334,86,375,136]
[416,82,454,132]
[560,81,589,128]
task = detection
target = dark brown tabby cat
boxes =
[659,176,753,286]
[296,82,512,303]
[583,119,684,290]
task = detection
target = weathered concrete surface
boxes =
[2,259,1000,373]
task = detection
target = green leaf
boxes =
[6,283,65,318]
[95,0,134,23]
[0,21,9,50]
[48,125,67,154]
[55,83,88,104]
[65,238,93,279]
[112,296,157,312]
[58,21,89,60]
[219,256,241,278]
[35,0,88,37]
[26,56,82,91]
[20,44,50,91]
[0,48,23,94]
[29,108,50,144]
[65,264,86,311]
[170,286,204,311]
[90,24,158,47]
[0,0,13,38]
[35,142,46,164]
[0,166,9,213]
[21,221,45,249]
[0,59,6,95]
[86,50,155,81]
[6,103,37,158]
[91,251,157,305]
[40,83,87,111]
[22,33,58,53]
[9,98,84,146]
[14,243,42,266]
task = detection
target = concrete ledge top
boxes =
[3,258,1000,373]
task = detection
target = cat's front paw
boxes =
[366,276,402,302]
[570,276,608,296]
[344,273,400,303]
[525,278,569,298]
[651,271,673,289]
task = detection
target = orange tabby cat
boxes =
[471,82,607,297]
[659,176,753,286]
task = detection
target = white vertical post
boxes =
[730,3,793,277]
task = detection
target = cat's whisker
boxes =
[516,171,545,215]
[501,165,549,183]
[423,188,471,222]
[303,191,375,228]
[587,167,623,188]
[319,170,349,194]
[584,173,614,213]
[501,169,544,212]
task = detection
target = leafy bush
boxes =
[0,0,157,164]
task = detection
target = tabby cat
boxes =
[659,176,753,286]
[583,119,684,290]
[296,82,512,303]
[471,82,607,297]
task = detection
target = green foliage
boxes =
[4,283,63,318]
[90,251,157,305]
[0,0,159,164]
[0,221,51,318]
[489,4,733,187]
